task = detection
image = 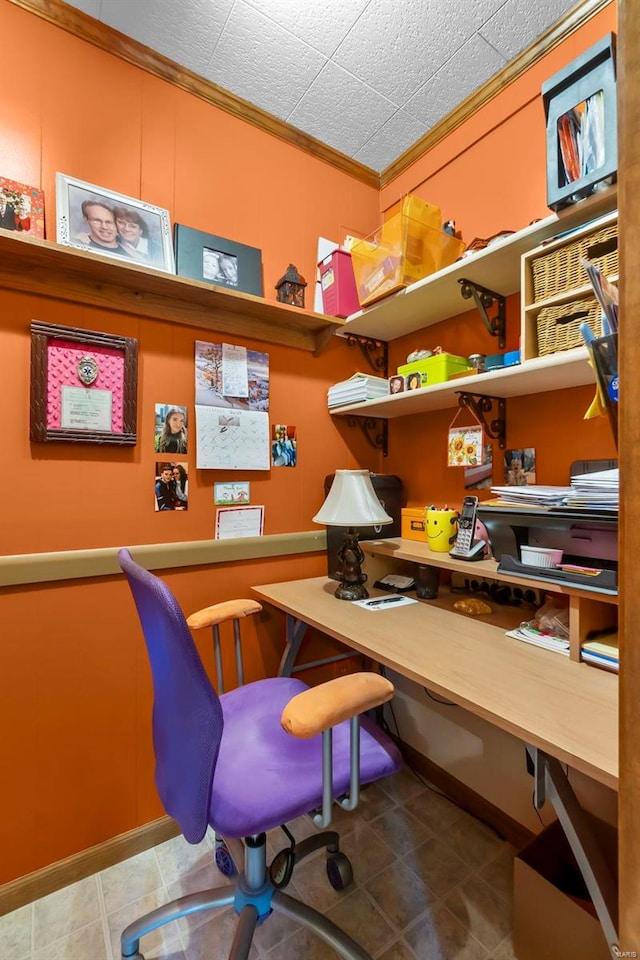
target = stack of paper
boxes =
[489,485,572,507]
[505,624,570,655]
[566,468,619,511]
[328,372,389,408]
[582,633,619,673]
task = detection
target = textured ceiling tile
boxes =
[242,0,370,57]
[446,0,514,35]
[203,0,326,121]
[355,109,427,172]
[479,0,578,60]
[288,61,397,158]
[65,0,102,16]
[98,0,234,75]
[406,33,507,126]
[333,0,470,105]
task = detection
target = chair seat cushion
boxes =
[210,677,401,838]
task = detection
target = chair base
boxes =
[121,830,373,960]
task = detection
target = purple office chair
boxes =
[118,549,402,960]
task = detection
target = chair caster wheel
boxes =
[327,852,353,890]
[214,842,237,877]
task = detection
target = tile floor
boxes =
[0,769,517,960]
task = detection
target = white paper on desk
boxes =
[196,405,270,470]
[215,505,264,540]
[354,596,418,611]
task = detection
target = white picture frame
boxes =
[55,172,175,274]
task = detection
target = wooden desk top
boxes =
[253,577,619,790]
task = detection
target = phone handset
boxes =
[449,495,486,561]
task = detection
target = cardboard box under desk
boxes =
[514,818,616,960]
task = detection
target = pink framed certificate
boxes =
[30,321,138,444]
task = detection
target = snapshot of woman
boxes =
[172,463,188,509]
[155,406,188,454]
[113,206,162,263]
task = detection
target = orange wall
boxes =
[380,2,618,506]
[0,0,618,885]
[0,0,379,884]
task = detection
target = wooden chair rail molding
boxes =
[0,530,326,587]
[8,0,611,189]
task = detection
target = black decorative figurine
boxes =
[275,264,307,308]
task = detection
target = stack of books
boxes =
[582,632,619,673]
[328,372,389,408]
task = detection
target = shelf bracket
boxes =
[458,278,506,349]
[345,416,388,457]
[456,392,507,449]
[344,335,388,377]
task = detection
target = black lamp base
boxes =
[334,528,368,601]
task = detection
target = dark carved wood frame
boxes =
[30,321,138,444]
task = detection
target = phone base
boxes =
[449,539,487,561]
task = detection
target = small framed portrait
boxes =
[0,176,45,238]
[174,224,263,296]
[154,403,188,454]
[30,321,138,444]
[55,172,175,274]
[389,375,404,395]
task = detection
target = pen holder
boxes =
[590,332,618,448]
[426,509,458,552]
[416,564,440,599]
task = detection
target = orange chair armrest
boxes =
[281,673,394,739]
[187,599,262,630]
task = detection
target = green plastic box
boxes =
[397,353,470,386]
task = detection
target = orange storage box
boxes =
[401,508,428,541]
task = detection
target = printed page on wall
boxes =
[194,341,270,470]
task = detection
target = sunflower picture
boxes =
[447,426,484,467]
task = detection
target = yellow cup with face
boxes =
[426,509,458,552]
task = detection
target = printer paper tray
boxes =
[497,555,618,595]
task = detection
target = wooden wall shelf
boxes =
[0,229,343,354]
[330,348,594,419]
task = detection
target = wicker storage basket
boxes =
[536,297,603,356]
[531,222,618,302]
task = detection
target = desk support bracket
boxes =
[345,416,388,457]
[344,335,388,377]
[458,279,506,349]
[456,392,506,449]
[528,747,619,957]
[278,614,360,678]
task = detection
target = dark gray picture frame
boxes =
[174,223,263,296]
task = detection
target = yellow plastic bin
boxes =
[401,508,428,541]
[350,202,464,307]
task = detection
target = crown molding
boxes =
[7,0,380,188]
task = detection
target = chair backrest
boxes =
[118,548,223,843]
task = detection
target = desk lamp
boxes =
[313,470,393,600]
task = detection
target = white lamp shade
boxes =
[313,470,393,526]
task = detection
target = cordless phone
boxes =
[449,496,486,561]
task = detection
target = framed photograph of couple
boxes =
[55,172,175,274]
[174,223,263,296]
[30,320,138,445]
